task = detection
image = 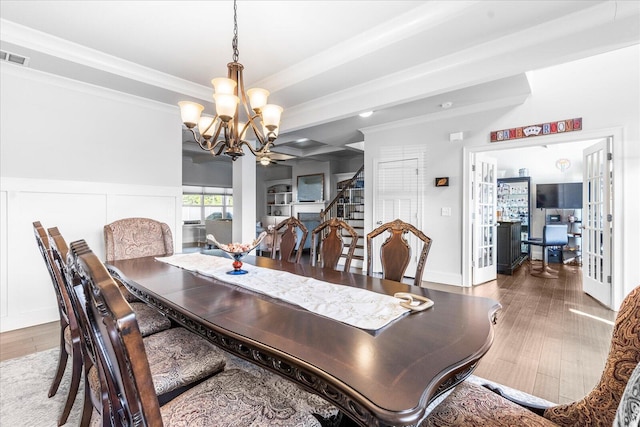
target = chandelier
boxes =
[178,0,283,161]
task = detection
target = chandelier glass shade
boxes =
[179,0,282,161]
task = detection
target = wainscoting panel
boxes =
[0,178,181,332]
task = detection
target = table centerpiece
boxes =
[207,231,267,275]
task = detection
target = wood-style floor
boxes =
[423,263,615,405]
[0,262,615,406]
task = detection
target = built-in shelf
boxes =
[266,181,292,217]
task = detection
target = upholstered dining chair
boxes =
[103,217,173,262]
[32,222,82,426]
[48,230,225,426]
[272,216,308,263]
[66,240,322,427]
[366,219,432,287]
[311,217,359,272]
[421,284,640,427]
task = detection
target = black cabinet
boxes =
[497,221,526,275]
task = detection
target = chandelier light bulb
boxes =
[178,101,204,128]
[214,94,239,121]
[211,77,237,95]
[198,116,216,138]
[260,156,271,166]
[261,104,283,129]
[247,88,269,111]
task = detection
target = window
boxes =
[182,186,233,223]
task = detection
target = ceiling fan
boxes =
[257,152,293,166]
[258,156,282,166]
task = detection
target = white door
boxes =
[472,153,498,285]
[372,158,419,276]
[582,138,612,307]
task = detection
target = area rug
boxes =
[0,348,555,426]
[0,348,83,426]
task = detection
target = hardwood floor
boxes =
[0,262,615,406]
[0,320,60,361]
[422,262,615,405]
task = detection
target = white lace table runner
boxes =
[155,253,410,330]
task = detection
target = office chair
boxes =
[527,224,568,279]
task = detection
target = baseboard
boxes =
[0,308,59,333]
[423,271,463,287]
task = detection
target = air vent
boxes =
[0,50,30,66]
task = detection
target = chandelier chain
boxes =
[232,0,239,62]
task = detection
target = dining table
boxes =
[106,253,501,427]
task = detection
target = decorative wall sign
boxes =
[435,177,449,187]
[490,117,582,142]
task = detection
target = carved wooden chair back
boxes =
[68,239,163,427]
[33,222,84,425]
[272,216,308,263]
[366,219,432,287]
[311,218,358,272]
[104,217,173,262]
[48,228,102,427]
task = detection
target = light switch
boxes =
[441,207,452,216]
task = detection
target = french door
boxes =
[582,138,612,307]
[472,153,497,285]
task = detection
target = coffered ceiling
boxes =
[2,1,639,164]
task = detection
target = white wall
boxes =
[182,157,233,188]
[0,66,183,331]
[363,45,640,304]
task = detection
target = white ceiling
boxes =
[2,1,639,164]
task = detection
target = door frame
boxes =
[461,127,624,309]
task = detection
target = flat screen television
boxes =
[536,184,559,209]
[536,183,582,209]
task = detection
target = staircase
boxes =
[321,165,365,270]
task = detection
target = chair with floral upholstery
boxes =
[103,217,174,262]
[421,284,640,427]
[50,231,226,426]
[66,240,322,427]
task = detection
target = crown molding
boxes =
[0,18,211,101]
[1,62,177,114]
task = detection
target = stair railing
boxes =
[321,165,364,223]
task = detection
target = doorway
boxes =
[462,128,623,310]
[371,157,421,276]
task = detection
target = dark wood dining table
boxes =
[106,254,501,427]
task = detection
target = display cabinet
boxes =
[497,177,531,255]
